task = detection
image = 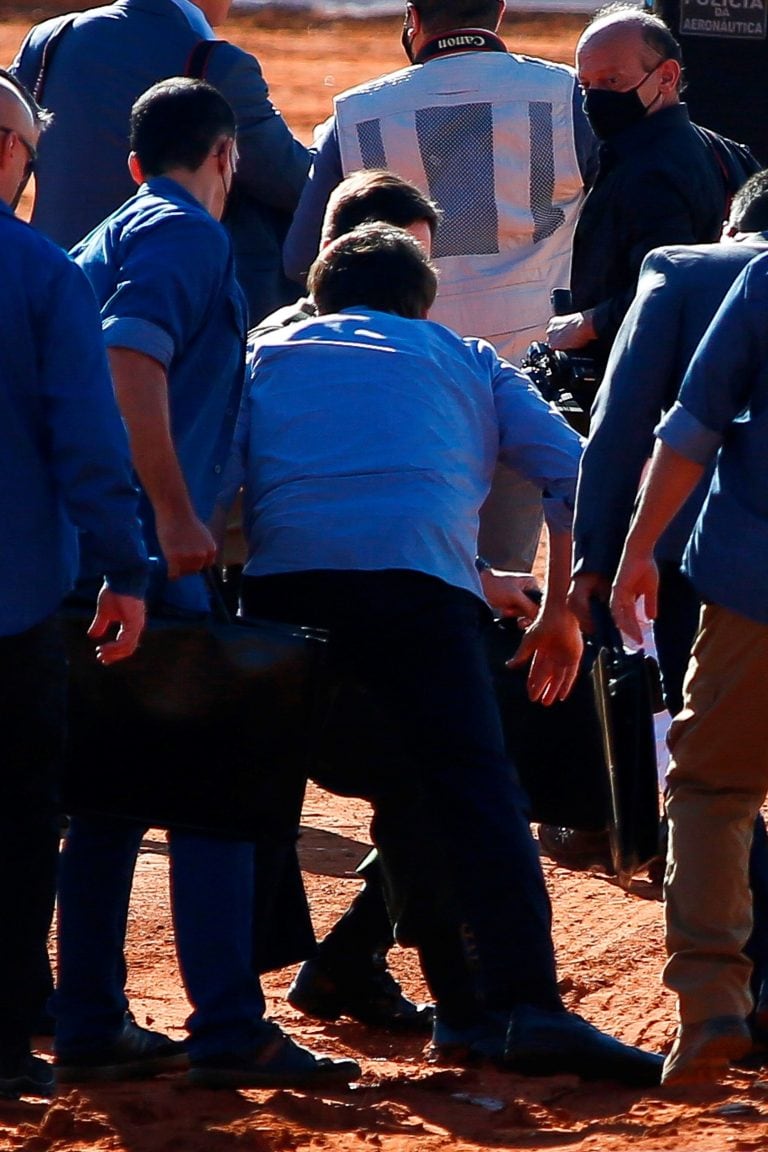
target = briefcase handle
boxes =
[588,598,628,659]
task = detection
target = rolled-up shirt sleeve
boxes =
[102,316,175,368]
[656,400,724,465]
[97,213,230,364]
[656,252,768,463]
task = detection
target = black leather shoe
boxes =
[430,1011,509,1064]
[0,1054,55,1100]
[537,826,616,875]
[188,1021,361,1089]
[55,1015,188,1082]
[287,955,433,1032]
[504,1005,663,1086]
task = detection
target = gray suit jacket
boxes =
[573,238,768,579]
[12,0,310,323]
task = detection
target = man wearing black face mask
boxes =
[546,5,725,374]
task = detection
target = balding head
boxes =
[0,70,51,211]
[577,6,682,138]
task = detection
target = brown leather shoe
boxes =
[662,1017,752,1086]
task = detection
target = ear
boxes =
[407,3,421,37]
[0,128,12,172]
[495,0,506,31]
[657,57,681,94]
[127,151,145,187]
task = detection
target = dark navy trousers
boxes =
[0,617,65,1065]
[242,568,563,1027]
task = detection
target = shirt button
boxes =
[214,464,222,474]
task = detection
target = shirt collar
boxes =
[165,0,214,39]
[140,175,207,211]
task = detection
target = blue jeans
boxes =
[0,616,65,1064]
[242,568,562,1027]
[54,820,272,1061]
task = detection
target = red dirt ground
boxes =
[2,7,768,1149]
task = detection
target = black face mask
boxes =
[582,66,660,140]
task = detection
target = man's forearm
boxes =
[623,440,705,560]
[542,524,574,613]
[108,347,196,522]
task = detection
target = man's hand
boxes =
[566,571,611,633]
[480,567,541,622]
[155,511,218,580]
[88,581,146,665]
[507,605,583,705]
[546,310,596,351]
[609,553,659,646]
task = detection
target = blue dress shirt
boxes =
[0,201,147,636]
[73,177,247,611]
[656,250,768,624]
[221,309,582,599]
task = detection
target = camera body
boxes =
[520,341,599,437]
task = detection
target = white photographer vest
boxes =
[335,50,584,360]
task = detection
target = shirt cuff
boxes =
[656,401,723,466]
[104,564,149,599]
[103,316,175,369]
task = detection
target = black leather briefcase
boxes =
[60,596,326,841]
[589,605,661,887]
[484,617,611,832]
[487,608,661,889]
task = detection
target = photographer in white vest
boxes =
[284,0,596,572]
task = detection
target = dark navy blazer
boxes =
[573,237,768,580]
[12,0,310,324]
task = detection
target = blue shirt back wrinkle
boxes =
[74,177,247,610]
[226,309,581,598]
[0,202,148,635]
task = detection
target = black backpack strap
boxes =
[33,13,77,104]
[694,123,762,218]
[184,40,223,80]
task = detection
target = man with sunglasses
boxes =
[0,69,148,1100]
[0,116,36,208]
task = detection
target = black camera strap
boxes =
[414,29,507,66]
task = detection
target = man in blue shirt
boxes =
[221,222,664,1084]
[0,69,147,1100]
[611,251,768,1084]
[53,78,359,1092]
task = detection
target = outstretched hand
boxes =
[88,581,146,665]
[507,606,583,706]
[609,554,659,646]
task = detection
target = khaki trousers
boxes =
[664,603,768,1023]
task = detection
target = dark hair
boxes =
[589,4,683,85]
[730,169,768,232]
[0,68,53,129]
[129,78,236,176]
[323,169,440,244]
[309,223,438,318]
[410,0,503,34]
